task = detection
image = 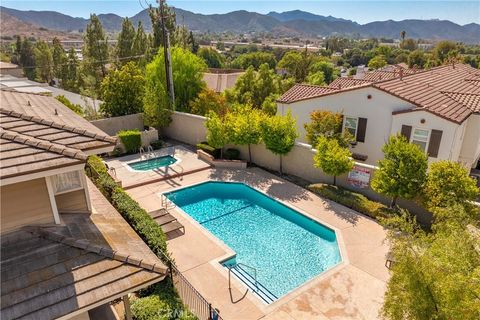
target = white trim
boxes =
[45,176,61,225]
[0,163,86,186]
[80,171,92,212]
[343,116,359,139]
[53,186,84,196]
[411,127,431,153]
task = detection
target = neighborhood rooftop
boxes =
[278,63,480,123]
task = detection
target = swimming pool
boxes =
[165,181,341,303]
[128,155,177,171]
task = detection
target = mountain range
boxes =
[1,6,479,43]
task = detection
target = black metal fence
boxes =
[169,261,223,320]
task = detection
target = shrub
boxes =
[150,140,164,150]
[308,183,395,219]
[55,95,84,116]
[118,130,141,154]
[196,142,220,158]
[224,148,240,160]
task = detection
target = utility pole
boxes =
[158,0,175,109]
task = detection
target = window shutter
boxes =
[338,114,344,135]
[400,125,412,140]
[427,129,442,158]
[356,118,367,142]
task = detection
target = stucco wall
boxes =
[391,110,465,165]
[458,114,480,168]
[1,178,55,233]
[162,111,207,145]
[90,113,144,136]
[203,72,244,92]
[277,87,414,166]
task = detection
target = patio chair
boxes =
[148,208,185,236]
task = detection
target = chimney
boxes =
[399,69,404,80]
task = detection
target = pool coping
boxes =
[122,151,183,173]
[157,179,350,313]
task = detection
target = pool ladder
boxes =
[227,263,277,304]
[160,194,176,210]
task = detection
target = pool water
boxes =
[165,181,341,300]
[128,155,177,171]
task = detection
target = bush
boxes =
[308,183,395,219]
[150,140,164,150]
[196,142,220,158]
[224,148,240,160]
[118,130,141,154]
[55,95,84,116]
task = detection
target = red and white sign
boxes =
[347,165,371,188]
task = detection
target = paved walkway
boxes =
[126,168,390,320]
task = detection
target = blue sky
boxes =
[2,1,479,25]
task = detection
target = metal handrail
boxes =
[228,262,258,290]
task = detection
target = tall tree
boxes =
[189,88,228,116]
[132,21,149,65]
[260,111,298,174]
[309,61,337,84]
[278,51,315,82]
[51,37,67,82]
[434,40,458,63]
[18,37,36,80]
[82,14,108,92]
[400,30,406,41]
[205,111,230,158]
[63,48,79,92]
[116,18,136,65]
[197,47,224,68]
[34,40,53,83]
[144,47,206,127]
[188,31,199,53]
[371,135,428,207]
[148,3,176,51]
[100,62,145,117]
[304,110,347,147]
[313,135,354,185]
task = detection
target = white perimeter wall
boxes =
[162,111,432,224]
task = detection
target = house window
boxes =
[344,117,358,138]
[411,128,430,152]
[51,171,83,194]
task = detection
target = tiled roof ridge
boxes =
[441,90,480,96]
[0,128,88,161]
[293,83,339,90]
[0,108,117,144]
[0,87,49,97]
[29,227,167,274]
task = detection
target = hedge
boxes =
[196,142,220,158]
[85,155,170,261]
[308,183,395,219]
[118,129,142,154]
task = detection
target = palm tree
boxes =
[400,30,406,41]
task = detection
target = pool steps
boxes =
[228,264,278,304]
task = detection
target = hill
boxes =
[0,11,81,40]
[1,6,479,43]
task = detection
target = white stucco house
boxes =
[277,63,480,170]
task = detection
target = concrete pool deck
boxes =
[126,167,390,320]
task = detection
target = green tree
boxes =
[261,94,279,116]
[306,71,326,86]
[381,207,480,320]
[56,95,83,116]
[422,161,479,213]
[231,51,276,70]
[408,49,426,68]
[434,40,458,63]
[144,47,206,126]
[63,48,79,92]
[304,110,346,147]
[189,88,228,116]
[313,135,354,185]
[227,105,263,163]
[132,21,150,65]
[371,135,428,207]
[197,47,224,68]
[149,4,176,51]
[278,51,314,82]
[309,60,337,84]
[51,37,67,81]
[17,37,36,80]
[34,40,53,83]
[100,62,145,117]
[400,38,417,51]
[82,14,108,92]
[368,55,387,70]
[205,111,230,158]
[260,111,298,174]
[116,18,136,65]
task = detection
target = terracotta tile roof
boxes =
[374,64,480,123]
[277,84,339,103]
[0,129,87,179]
[278,64,480,123]
[0,90,116,179]
[0,181,167,320]
[328,77,372,89]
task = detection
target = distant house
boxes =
[0,90,167,320]
[203,68,245,93]
[277,64,480,170]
